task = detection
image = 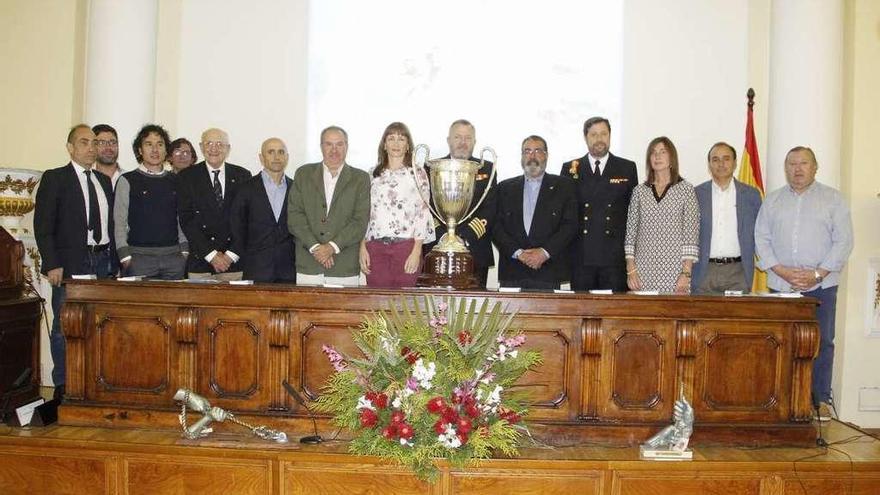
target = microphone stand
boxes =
[282,380,323,444]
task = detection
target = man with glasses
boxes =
[92,124,123,190]
[492,135,577,289]
[34,124,117,400]
[177,127,251,280]
[561,117,638,292]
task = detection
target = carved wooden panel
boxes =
[580,318,603,420]
[126,456,271,495]
[284,461,434,495]
[0,449,114,494]
[694,320,789,423]
[206,316,261,399]
[613,471,762,495]
[61,301,87,399]
[298,312,365,403]
[450,468,602,494]
[176,306,199,391]
[599,319,676,422]
[96,316,170,393]
[510,316,579,421]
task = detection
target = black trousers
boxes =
[571,264,627,292]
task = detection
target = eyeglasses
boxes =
[522,148,547,156]
[202,141,229,149]
[95,139,118,147]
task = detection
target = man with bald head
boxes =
[229,138,295,283]
[177,127,252,280]
[755,146,853,419]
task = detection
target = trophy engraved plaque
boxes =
[411,144,496,289]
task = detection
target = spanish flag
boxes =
[738,88,768,293]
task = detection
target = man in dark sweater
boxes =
[113,124,188,279]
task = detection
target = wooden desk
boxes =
[59,282,819,446]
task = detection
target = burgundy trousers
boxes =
[365,238,419,288]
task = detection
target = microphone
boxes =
[282,380,323,444]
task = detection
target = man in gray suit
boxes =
[287,126,370,286]
[691,142,762,293]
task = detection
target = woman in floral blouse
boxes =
[359,122,435,287]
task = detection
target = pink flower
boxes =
[322,344,347,372]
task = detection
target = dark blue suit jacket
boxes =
[691,179,762,291]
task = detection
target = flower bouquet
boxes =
[315,296,542,481]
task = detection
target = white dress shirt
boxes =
[588,154,609,176]
[72,161,110,246]
[708,180,740,258]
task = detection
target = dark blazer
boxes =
[177,161,252,274]
[229,173,295,283]
[561,153,637,267]
[34,163,117,276]
[691,179,762,291]
[492,173,578,286]
[427,155,496,269]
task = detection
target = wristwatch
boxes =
[813,270,824,283]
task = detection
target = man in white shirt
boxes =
[692,142,762,293]
[287,126,370,286]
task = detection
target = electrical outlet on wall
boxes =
[858,387,880,411]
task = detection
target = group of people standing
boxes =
[34,116,853,415]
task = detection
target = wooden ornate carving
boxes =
[579,318,602,420]
[268,309,293,411]
[675,320,697,403]
[175,307,199,391]
[61,302,87,400]
[95,316,170,394]
[791,322,820,421]
[208,320,260,398]
[702,332,781,411]
[519,328,570,410]
[610,331,665,410]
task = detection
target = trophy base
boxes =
[418,250,478,289]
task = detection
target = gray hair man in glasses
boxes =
[177,127,252,280]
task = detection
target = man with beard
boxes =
[229,137,296,283]
[428,119,496,288]
[561,117,637,292]
[492,135,577,289]
[92,124,123,190]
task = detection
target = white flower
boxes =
[380,336,399,354]
[356,396,375,411]
[399,438,413,447]
[438,424,462,449]
[487,385,503,405]
[392,396,403,409]
[509,350,518,359]
[412,359,436,390]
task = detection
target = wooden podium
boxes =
[57,280,819,447]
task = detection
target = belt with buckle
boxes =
[86,244,110,253]
[374,237,407,245]
[709,256,741,264]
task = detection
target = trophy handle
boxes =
[410,143,444,222]
[459,146,497,224]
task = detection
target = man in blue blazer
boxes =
[34,124,117,399]
[229,138,295,283]
[691,142,762,293]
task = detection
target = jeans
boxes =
[50,248,114,386]
[804,286,838,405]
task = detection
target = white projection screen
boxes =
[306,0,623,179]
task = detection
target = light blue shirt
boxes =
[522,173,544,235]
[754,181,853,291]
[261,170,288,222]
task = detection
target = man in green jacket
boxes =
[287,126,370,286]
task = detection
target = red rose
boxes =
[401,346,420,365]
[381,424,398,440]
[441,406,459,423]
[359,408,378,428]
[457,417,473,434]
[465,403,480,419]
[365,391,378,401]
[398,423,414,440]
[426,396,446,414]
[390,410,406,424]
[434,419,448,434]
[456,431,469,445]
[374,393,388,409]
[457,330,472,345]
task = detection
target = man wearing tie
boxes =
[287,126,370,286]
[177,127,251,280]
[561,117,638,292]
[492,135,577,289]
[229,137,296,283]
[34,124,116,399]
